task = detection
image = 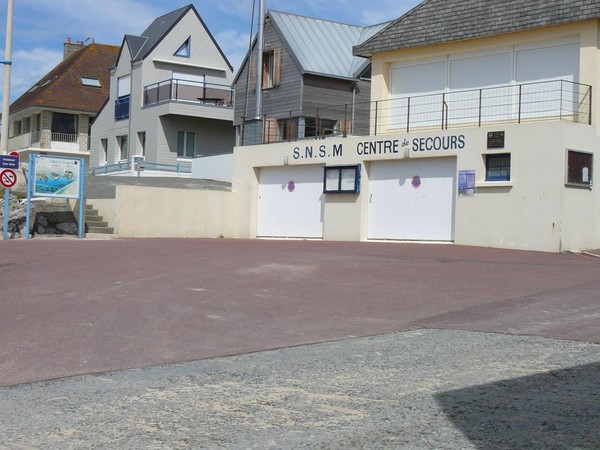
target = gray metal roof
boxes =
[269,10,388,79]
[354,0,600,57]
[127,5,190,60]
[124,35,148,60]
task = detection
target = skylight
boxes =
[81,77,102,87]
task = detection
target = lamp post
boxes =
[1,0,14,155]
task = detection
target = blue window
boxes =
[175,37,191,58]
[485,153,511,181]
[115,95,130,120]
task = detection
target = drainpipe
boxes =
[254,0,266,120]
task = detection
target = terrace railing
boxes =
[240,79,592,146]
[144,79,234,107]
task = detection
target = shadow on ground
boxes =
[435,362,600,449]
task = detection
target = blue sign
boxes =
[0,155,19,170]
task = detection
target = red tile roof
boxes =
[10,43,119,115]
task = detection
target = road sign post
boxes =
[3,187,8,240]
[1,169,17,240]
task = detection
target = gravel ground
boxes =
[1,329,598,449]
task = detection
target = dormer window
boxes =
[175,37,191,58]
[81,77,102,87]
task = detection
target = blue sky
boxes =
[0,0,422,103]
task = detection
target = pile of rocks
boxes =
[0,193,29,239]
[0,193,79,239]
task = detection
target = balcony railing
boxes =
[239,79,592,146]
[144,79,234,108]
[115,95,131,120]
[8,130,84,152]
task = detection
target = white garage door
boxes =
[368,158,456,241]
[257,166,324,238]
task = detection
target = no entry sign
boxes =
[0,169,17,188]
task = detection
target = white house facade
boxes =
[223,0,600,252]
[90,4,235,176]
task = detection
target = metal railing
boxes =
[88,160,191,176]
[115,95,131,120]
[51,132,78,143]
[140,161,191,174]
[89,160,131,175]
[144,79,234,107]
[239,79,592,146]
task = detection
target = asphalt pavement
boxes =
[0,239,599,448]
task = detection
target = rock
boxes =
[57,222,78,235]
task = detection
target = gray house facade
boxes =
[90,4,235,176]
[233,10,388,145]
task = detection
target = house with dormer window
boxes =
[90,4,234,176]
[6,40,119,163]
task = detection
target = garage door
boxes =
[257,166,324,238]
[368,158,456,241]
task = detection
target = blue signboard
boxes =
[0,155,19,170]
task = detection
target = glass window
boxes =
[81,77,102,87]
[118,135,128,161]
[51,113,77,135]
[177,131,196,158]
[323,165,361,194]
[175,37,191,58]
[567,150,592,187]
[485,153,511,181]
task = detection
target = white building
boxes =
[90,4,235,177]
[97,0,600,253]
[227,0,600,252]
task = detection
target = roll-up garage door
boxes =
[368,158,456,241]
[257,165,324,238]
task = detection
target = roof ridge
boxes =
[268,9,370,30]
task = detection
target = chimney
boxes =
[63,37,84,60]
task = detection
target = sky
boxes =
[0,0,422,104]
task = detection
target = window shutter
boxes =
[273,48,281,86]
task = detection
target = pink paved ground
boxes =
[1,238,599,386]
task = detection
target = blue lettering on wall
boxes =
[412,134,466,152]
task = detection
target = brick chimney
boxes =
[63,37,84,60]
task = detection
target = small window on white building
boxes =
[177,131,196,158]
[175,37,191,58]
[117,135,128,161]
[566,150,592,188]
[100,138,108,165]
[485,153,511,181]
[81,77,102,87]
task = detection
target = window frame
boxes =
[174,37,191,58]
[485,153,511,182]
[81,76,102,88]
[565,149,593,188]
[117,135,128,162]
[262,48,281,89]
[177,131,196,158]
[323,165,361,194]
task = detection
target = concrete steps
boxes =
[85,204,114,235]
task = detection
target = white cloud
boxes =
[215,29,251,73]
[0,48,63,105]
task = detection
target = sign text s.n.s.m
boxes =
[292,134,466,161]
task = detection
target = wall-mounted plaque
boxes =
[487,131,505,149]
